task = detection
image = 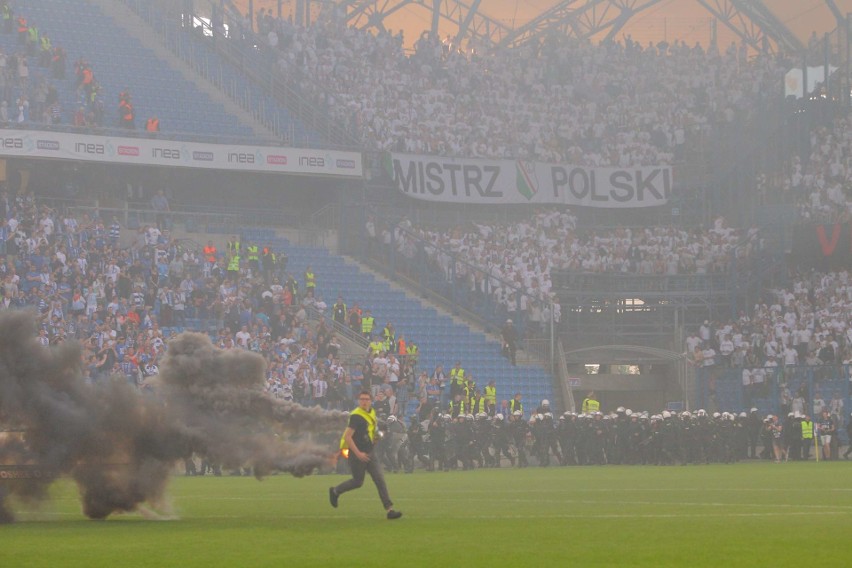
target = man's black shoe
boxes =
[387,510,402,520]
[329,487,338,508]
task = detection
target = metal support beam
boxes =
[693,0,768,53]
[496,0,603,48]
[695,0,804,54]
[824,0,845,29]
[431,0,441,36]
[730,0,804,52]
[453,0,482,46]
[342,0,401,30]
[496,0,666,49]
[339,0,513,46]
[337,0,805,56]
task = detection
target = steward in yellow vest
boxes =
[331,390,402,519]
[582,392,600,414]
[484,381,497,413]
[449,396,466,418]
[361,311,375,337]
[449,362,465,397]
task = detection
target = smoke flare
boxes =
[0,311,347,522]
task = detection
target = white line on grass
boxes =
[14,511,851,521]
[176,495,852,511]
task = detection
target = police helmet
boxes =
[495,413,504,421]
[625,409,633,416]
[616,406,626,414]
[681,411,691,418]
[544,412,553,419]
[387,415,397,423]
[738,412,747,418]
[476,412,488,419]
[712,412,721,419]
[662,411,672,419]
[541,399,550,407]
[750,407,759,413]
[512,410,523,417]
[465,414,475,421]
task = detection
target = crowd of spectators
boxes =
[687,269,852,372]
[0,189,428,414]
[376,211,757,331]
[247,10,784,165]
[688,269,852,429]
[779,116,852,223]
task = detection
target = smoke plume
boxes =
[0,311,347,522]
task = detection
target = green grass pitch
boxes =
[4,462,852,567]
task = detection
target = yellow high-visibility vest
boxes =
[339,407,377,451]
[247,245,259,261]
[485,385,496,404]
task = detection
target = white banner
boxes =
[0,129,363,177]
[386,153,671,208]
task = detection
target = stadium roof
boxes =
[237,0,848,54]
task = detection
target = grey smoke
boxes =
[0,311,347,522]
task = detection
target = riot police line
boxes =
[356,405,852,473]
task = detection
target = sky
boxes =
[234,0,848,50]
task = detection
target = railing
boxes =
[65,203,341,236]
[0,118,282,147]
[173,204,308,231]
[523,338,576,412]
[67,205,241,234]
[341,216,557,375]
[556,341,577,413]
[310,203,340,233]
[552,271,733,296]
[304,305,369,351]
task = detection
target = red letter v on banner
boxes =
[816,223,842,256]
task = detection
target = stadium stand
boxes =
[241,228,557,414]
[0,0,257,138]
[224,9,787,164]
[0,0,850,446]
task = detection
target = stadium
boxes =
[1,0,852,564]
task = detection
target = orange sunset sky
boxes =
[231,0,849,49]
